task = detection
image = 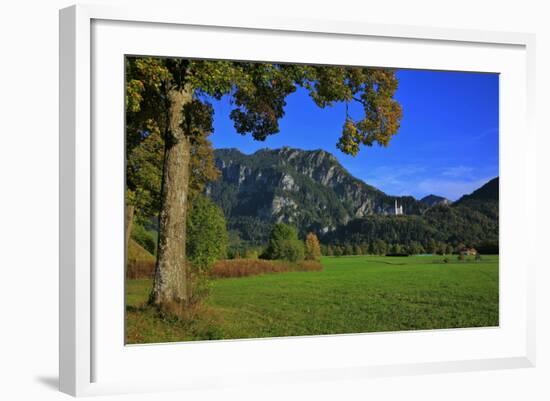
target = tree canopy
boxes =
[126,57,402,156]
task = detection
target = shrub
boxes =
[344,244,354,255]
[211,259,292,278]
[278,239,305,262]
[375,239,387,255]
[210,258,323,279]
[244,249,260,259]
[131,223,157,255]
[186,194,229,305]
[186,194,228,272]
[263,223,305,262]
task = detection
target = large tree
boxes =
[126,57,402,308]
[125,58,219,273]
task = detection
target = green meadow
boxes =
[125,255,498,344]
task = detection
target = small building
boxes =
[460,248,477,256]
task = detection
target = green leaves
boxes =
[337,118,361,156]
[126,129,164,222]
[125,57,171,113]
[126,56,402,158]
[263,224,305,262]
[186,194,228,272]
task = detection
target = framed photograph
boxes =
[59,4,536,396]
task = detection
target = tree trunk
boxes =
[151,88,193,307]
[125,203,135,272]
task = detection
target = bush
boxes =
[210,258,323,279]
[263,223,305,262]
[186,195,229,305]
[211,259,293,278]
[244,249,260,259]
[186,194,228,272]
[131,223,157,255]
[277,239,305,262]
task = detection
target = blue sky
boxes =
[208,69,499,201]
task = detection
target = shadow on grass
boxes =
[377,261,407,266]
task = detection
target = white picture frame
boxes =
[59,3,536,397]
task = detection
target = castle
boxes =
[394,199,404,215]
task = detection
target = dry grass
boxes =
[126,259,156,279]
[126,238,323,280]
[126,239,156,279]
[297,260,324,272]
[210,258,322,278]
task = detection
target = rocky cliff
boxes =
[207,147,427,244]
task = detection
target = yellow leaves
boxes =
[134,57,171,90]
[305,232,322,261]
[126,57,172,115]
[125,56,403,160]
[126,79,145,112]
[337,118,361,156]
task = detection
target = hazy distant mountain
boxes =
[420,194,450,207]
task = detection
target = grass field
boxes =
[126,255,499,344]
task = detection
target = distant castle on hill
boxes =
[394,199,404,215]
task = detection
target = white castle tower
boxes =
[394,199,404,215]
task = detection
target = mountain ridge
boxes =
[207,147,498,247]
[420,194,451,207]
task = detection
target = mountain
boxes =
[325,178,499,250]
[420,194,450,207]
[206,147,499,251]
[207,147,426,244]
[456,177,498,203]
[454,177,499,220]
